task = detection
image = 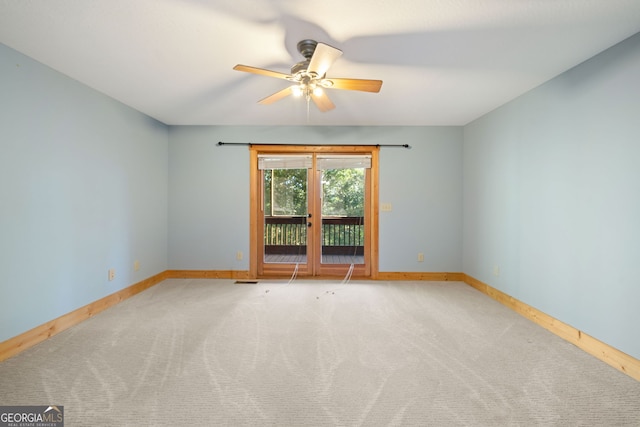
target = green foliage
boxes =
[322,168,364,216]
[264,169,307,216]
[264,167,364,217]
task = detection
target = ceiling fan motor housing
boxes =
[291,60,310,76]
[291,40,318,76]
[297,39,318,60]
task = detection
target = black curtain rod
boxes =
[217,142,410,148]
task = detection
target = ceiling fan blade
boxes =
[233,64,291,80]
[326,78,383,93]
[258,86,294,105]
[307,43,343,77]
[310,90,335,112]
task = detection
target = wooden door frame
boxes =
[249,145,379,279]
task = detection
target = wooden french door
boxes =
[250,145,378,279]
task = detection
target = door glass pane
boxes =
[263,168,308,264]
[321,168,365,265]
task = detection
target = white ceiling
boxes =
[1,0,639,126]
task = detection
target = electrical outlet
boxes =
[134,260,140,271]
[417,252,424,262]
[493,265,500,277]
[236,251,243,261]
[108,268,116,281]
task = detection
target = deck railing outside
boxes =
[264,216,364,255]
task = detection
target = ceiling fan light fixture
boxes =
[291,85,303,97]
[312,86,323,96]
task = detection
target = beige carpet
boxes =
[1,279,639,426]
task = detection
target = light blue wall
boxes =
[0,44,169,342]
[463,33,640,359]
[168,126,463,272]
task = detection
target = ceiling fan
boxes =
[233,39,383,112]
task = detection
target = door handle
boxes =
[307,222,312,227]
